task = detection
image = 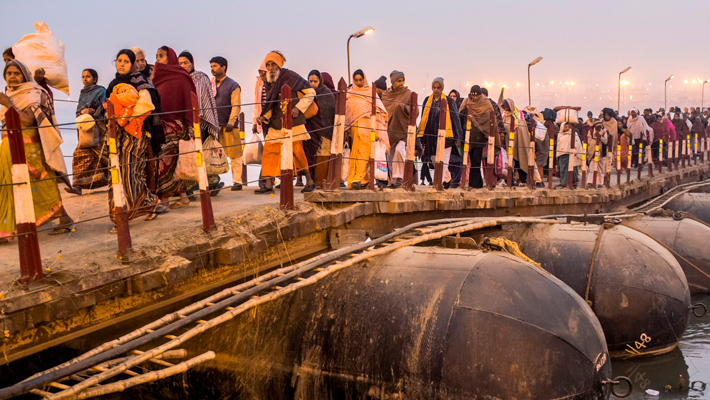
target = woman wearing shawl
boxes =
[345,69,388,189]
[307,70,336,188]
[153,46,197,207]
[501,98,539,185]
[417,78,462,187]
[65,69,109,195]
[105,49,166,225]
[458,85,499,189]
[0,60,75,240]
[320,72,337,94]
[626,108,653,167]
[586,121,609,187]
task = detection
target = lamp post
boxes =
[702,79,709,111]
[618,67,631,113]
[665,75,674,111]
[528,57,542,106]
[347,26,374,85]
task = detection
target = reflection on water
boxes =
[612,295,710,399]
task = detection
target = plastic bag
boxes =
[203,136,229,175]
[12,22,70,95]
[342,146,351,182]
[243,132,264,165]
[175,139,200,181]
[495,150,508,179]
[374,141,388,181]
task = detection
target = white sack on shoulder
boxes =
[13,22,70,95]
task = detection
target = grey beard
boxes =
[266,70,280,83]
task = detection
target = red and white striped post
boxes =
[433,97,447,191]
[527,119,535,190]
[369,84,376,191]
[5,107,43,284]
[402,92,418,191]
[239,112,247,185]
[548,135,554,189]
[647,140,654,178]
[616,144,621,186]
[190,93,216,232]
[105,101,133,258]
[637,142,643,180]
[668,139,673,172]
[326,78,346,191]
[683,135,689,168]
[486,110,496,190]
[460,104,472,190]
[279,84,294,210]
[507,115,514,188]
[626,144,631,184]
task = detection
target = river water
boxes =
[612,294,710,399]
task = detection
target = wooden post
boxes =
[402,92,418,191]
[647,141,654,178]
[548,136,554,189]
[668,139,673,172]
[433,97,447,191]
[239,114,247,185]
[105,101,133,258]
[191,93,216,232]
[460,104,472,190]
[326,78,346,191]
[5,107,43,284]
[279,84,294,210]
[507,115,514,188]
[626,144,631,183]
[637,142,643,180]
[616,144,621,186]
[694,133,698,165]
[527,119,535,190]
[581,141,588,189]
[658,139,663,174]
[674,137,679,170]
[486,110,496,190]
[369,84,376,190]
[567,124,576,189]
[592,139,599,188]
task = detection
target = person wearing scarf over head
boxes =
[0,59,75,240]
[178,51,223,193]
[458,85,500,189]
[586,120,609,188]
[105,49,166,226]
[381,70,418,188]
[344,69,389,189]
[555,122,584,188]
[256,51,318,193]
[526,107,549,188]
[417,77,462,188]
[307,70,336,188]
[447,89,464,188]
[626,107,653,167]
[501,98,539,185]
[320,72,337,94]
[650,113,669,165]
[153,46,197,207]
[64,68,110,195]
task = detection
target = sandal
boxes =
[64,186,82,195]
[145,202,168,221]
[169,199,190,209]
[49,226,72,235]
[110,226,118,234]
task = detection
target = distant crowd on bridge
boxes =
[1,46,709,240]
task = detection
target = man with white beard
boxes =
[256,51,317,193]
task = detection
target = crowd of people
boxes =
[1,45,709,239]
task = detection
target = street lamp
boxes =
[702,79,709,111]
[618,67,631,113]
[665,75,674,111]
[528,57,542,105]
[347,26,374,85]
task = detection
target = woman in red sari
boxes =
[153,46,196,208]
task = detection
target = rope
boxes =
[481,237,541,269]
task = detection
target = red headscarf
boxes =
[152,46,196,124]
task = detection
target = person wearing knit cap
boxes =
[390,70,404,84]
[374,75,387,98]
[381,71,419,188]
[256,50,318,193]
[417,77,462,187]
